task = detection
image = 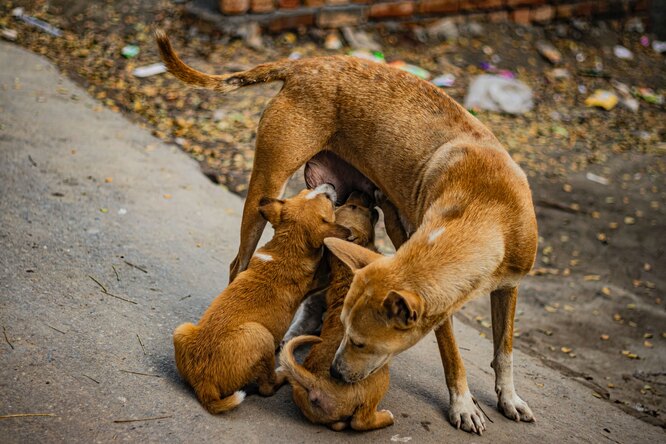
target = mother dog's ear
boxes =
[325,224,352,240]
[383,290,422,329]
[324,237,382,272]
[258,197,285,226]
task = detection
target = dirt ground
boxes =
[1,0,664,428]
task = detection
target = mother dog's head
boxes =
[324,237,425,383]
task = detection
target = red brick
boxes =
[278,0,300,8]
[511,8,531,24]
[488,10,509,22]
[317,7,367,27]
[251,0,275,12]
[419,0,459,14]
[531,4,554,22]
[268,11,315,31]
[304,0,325,5]
[506,0,543,7]
[556,3,574,18]
[459,0,503,11]
[220,0,250,14]
[369,1,416,18]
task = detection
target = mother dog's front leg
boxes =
[490,287,534,422]
[435,317,486,435]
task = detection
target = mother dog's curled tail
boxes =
[155,29,289,94]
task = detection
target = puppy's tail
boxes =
[155,29,288,94]
[279,335,323,390]
[196,382,247,414]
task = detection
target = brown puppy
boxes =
[280,192,393,432]
[156,30,537,434]
[173,185,350,414]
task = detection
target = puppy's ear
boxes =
[325,223,352,240]
[324,238,382,272]
[258,197,284,225]
[382,290,422,329]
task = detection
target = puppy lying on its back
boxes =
[173,185,350,414]
[280,192,394,431]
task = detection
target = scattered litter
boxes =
[349,49,385,64]
[432,73,455,88]
[578,84,587,94]
[391,435,412,443]
[341,27,381,51]
[547,68,570,81]
[426,18,458,41]
[633,87,663,105]
[1,28,17,41]
[586,172,609,185]
[611,81,639,112]
[652,40,666,54]
[132,63,167,78]
[640,35,650,47]
[621,350,640,360]
[324,32,342,50]
[535,41,562,64]
[241,22,263,51]
[613,45,633,60]
[288,52,301,60]
[118,208,127,215]
[584,90,618,111]
[464,75,533,114]
[12,7,62,37]
[388,61,431,80]
[121,45,140,59]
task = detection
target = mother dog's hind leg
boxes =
[229,99,333,282]
[490,287,534,422]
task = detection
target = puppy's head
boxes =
[324,238,424,383]
[258,184,351,249]
[334,191,379,247]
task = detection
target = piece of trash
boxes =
[391,435,412,443]
[578,68,610,79]
[611,80,639,112]
[548,68,570,81]
[118,208,127,215]
[464,75,533,115]
[584,90,618,111]
[613,45,633,60]
[324,32,342,50]
[132,63,167,78]
[341,27,381,51]
[432,73,455,88]
[578,84,587,94]
[426,18,458,41]
[12,7,62,37]
[100,208,109,213]
[121,45,140,59]
[586,172,609,185]
[388,61,431,80]
[633,87,664,105]
[535,41,562,64]
[349,50,385,64]
[1,28,17,41]
[640,35,650,47]
[288,52,301,60]
[652,40,666,54]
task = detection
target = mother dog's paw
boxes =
[497,388,534,422]
[448,390,486,435]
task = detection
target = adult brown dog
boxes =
[156,30,537,434]
[280,192,393,432]
[173,185,350,413]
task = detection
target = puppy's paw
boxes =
[448,390,486,435]
[497,387,534,422]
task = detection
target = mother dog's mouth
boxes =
[305,151,377,205]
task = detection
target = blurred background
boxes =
[1,0,664,428]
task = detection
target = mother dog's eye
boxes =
[350,338,365,349]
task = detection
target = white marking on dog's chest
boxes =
[428,227,446,243]
[254,252,273,262]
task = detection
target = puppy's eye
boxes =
[350,338,365,349]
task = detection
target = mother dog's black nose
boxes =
[329,364,343,381]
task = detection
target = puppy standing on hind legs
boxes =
[173,186,351,413]
[280,192,393,431]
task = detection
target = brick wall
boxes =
[190,0,651,32]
